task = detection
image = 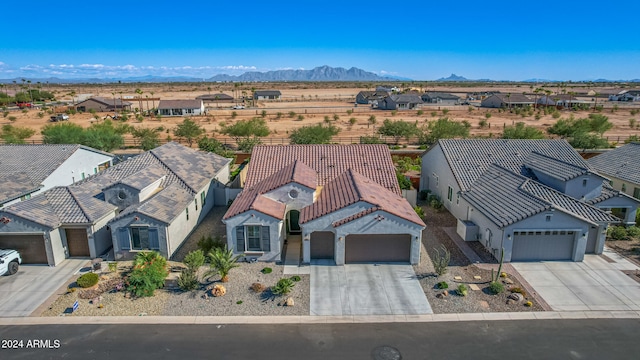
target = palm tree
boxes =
[593,92,600,112]
[207,247,241,283]
[505,93,512,110]
[135,88,143,113]
[149,91,156,112]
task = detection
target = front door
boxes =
[288,210,301,234]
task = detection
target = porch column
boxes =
[625,207,637,226]
[302,231,310,264]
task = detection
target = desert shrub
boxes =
[2,111,8,117]
[251,282,266,293]
[432,244,451,276]
[511,287,527,297]
[436,281,449,289]
[290,275,301,282]
[500,272,507,278]
[359,135,383,144]
[413,205,425,219]
[236,300,243,304]
[417,110,424,116]
[479,119,488,128]
[271,278,295,296]
[524,301,533,307]
[419,189,431,201]
[184,249,205,270]
[77,272,99,288]
[442,109,449,115]
[608,226,629,241]
[8,116,17,121]
[108,262,118,272]
[430,198,443,210]
[627,226,640,239]
[126,251,168,297]
[177,269,200,291]
[261,267,272,274]
[489,281,504,295]
[207,247,240,282]
[197,235,225,255]
[457,284,468,297]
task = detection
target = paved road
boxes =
[1,320,639,359]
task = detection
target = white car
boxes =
[0,249,22,276]
[232,105,245,110]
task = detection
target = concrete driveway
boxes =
[0,259,88,317]
[512,248,640,311]
[310,260,432,316]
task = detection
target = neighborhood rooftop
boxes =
[157,99,203,109]
[587,142,640,185]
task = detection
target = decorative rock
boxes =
[285,297,295,307]
[442,290,449,297]
[212,284,226,297]
[454,276,462,280]
[479,300,489,309]
[473,276,481,280]
[469,284,480,291]
[503,278,514,285]
[508,293,524,302]
[506,299,516,305]
[124,292,131,299]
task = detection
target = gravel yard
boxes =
[172,206,228,262]
[418,204,544,313]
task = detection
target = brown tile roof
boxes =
[300,169,425,227]
[245,144,400,194]
[157,99,203,109]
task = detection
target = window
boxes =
[201,191,206,206]
[81,172,85,180]
[582,179,588,187]
[456,193,460,205]
[447,186,453,201]
[246,225,262,251]
[433,173,439,187]
[546,215,552,222]
[94,167,98,174]
[186,207,189,221]
[20,194,31,201]
[131,227,149,250]
[195,198,198,211]
[622,184,627,192]
[634,187,640,200]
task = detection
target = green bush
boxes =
[77,272,99,288]
[236,300,243,304]
[177,269,199,291]
[488,281,504,295]
[511,287,527,297]
[184,249,205,270]
[436,281,449,289]
[8,116,16,122]
[290,275,301,282]
[608,226,629,241]
[207,247,240,282]
[413,205,425,219]
[457,284,468,296]
[126,252,168,297]
[626,226,640,239]
[419,189,431,201]
[271,278,295,296]
[197,235,225,255]
[261,267,272,274]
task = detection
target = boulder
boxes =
[508,293,524,302]
[443,290,449,297]
[285,297,295,307]
[506,299,516,305]
[503,278,514,285]
[212,284,226,297]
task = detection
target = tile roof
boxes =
[157,99,203,109]
[587,143,640,185]
[254,90,282,96]
[422,92,460,100]
[78,97,132,107]
[116,183,194,224]
[491,93,533,103]
[462,164,618,228]
[196,93,233,101]
[389,94,424,104]
[300,169,425,227]
[245,144,400,194]
[0,144,112,204]
[111,164,166,191]
[437,139,591,191]
[523,151,591,181]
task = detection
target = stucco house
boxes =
[196,93,234,105]
[157,99,205,116]
[536,94,589,108]
[0,144,113,208]
[421,139,639,263]
[253,90,282,100]
[421,92,461,105]
[588,142,640,200]
[223,145,425,265]
[75,97,132,112]
[378,94,424,110]
[355,91,389,106]
[481,93,534,108]
[609,90,640,102]
[0,143,231,265]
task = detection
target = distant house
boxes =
[355,91,389,105]
[75,97,132,112]
[537,94,590,108]
[376,85,399,93]
[609,90,640,102]
[223,145,425,265]
[0,144,113,208]
[467,91,500,101]
[588,142,640,200]
[378,94,424,110]
[481,93,533,108]
[196,93,234,105]
[254,90,282,100]
[421,92,461,105]
[157,99,205,116]
[0,143,231,266]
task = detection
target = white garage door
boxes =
[512,230,576,261]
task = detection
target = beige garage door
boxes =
[65,228,90,257]
[345,234,411,263]
[310,231,334,259]
[0,234,48,264]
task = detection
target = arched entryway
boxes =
[287,210,301,234]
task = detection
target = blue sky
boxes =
[1,0,639,81]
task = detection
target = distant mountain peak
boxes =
[438,73,468,81]
[207,65,401,82]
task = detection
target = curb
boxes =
[2,311,640,326]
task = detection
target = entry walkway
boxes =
[283,235,309,275]
[310,261,432,316]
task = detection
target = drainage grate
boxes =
[371,346,402,360]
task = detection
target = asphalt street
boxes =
[1,319,639,360]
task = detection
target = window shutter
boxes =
[235,226,245,252]
[261,226,271,252]
[118,228,130,250]
[148,228,160,250]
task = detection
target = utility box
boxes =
[457,219,479,242]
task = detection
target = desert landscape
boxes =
[2,82,640,149]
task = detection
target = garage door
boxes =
[511,231,575,261]
[65,229,90,257]
[0,234,48,264]
[345,234,411,263]
[310,231,334,259]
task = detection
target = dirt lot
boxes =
[2,83,639,145]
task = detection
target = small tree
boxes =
[173,118,204,146]
[502,122,545,139]
[377,119,419,144]
[198,136,236,161]
[82,119,127,152]
[432,244,450,276]
[41,122,85,144]
[421,117,470,144]
[367,115,377,128]
[131,126,161,151]
[0,124,35,144]
[289,123,340,144]
[219,117,270,152]
[126,251,168,297]
[207,246,241,283]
